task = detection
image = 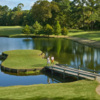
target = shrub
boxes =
[45,24,54,37]
[62,27,69,35]
[32,21,43,34]
[22,25,31,38]
[54,21,61,35]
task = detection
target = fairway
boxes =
[0,26,23,36]
[1,50,46,69]
[68,29,100,41]
[0,80,99,100]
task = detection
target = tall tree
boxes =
[54,21,61,35]
[86,0,100,29]
[45,24,54,37]
[31,0,59,25]
[32,21,43,34]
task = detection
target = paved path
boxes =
[66,37,100,49]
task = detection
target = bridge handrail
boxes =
[47,65,100,78]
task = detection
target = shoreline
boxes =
[65,37,100,49]
[0,51,45,74]
[4,34,100,49]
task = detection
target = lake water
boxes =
[0,37,100,86]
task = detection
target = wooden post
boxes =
[78,66,80,80]
[63,69,65,79]
[94,69,96,80]
[51,66,53,75]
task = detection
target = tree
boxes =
[54,21,61,35]
[45,24,54,37]
[31,0,59,25]
[86,0,100,30]
[32,21,43,34]
[22,25,30,38]
[13,3,24,11]
[62,27,68,35]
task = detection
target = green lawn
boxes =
[68,29,100,41]
[0,26,23,36]
[2,50,47,69]
[0,26,100,41]
[0,80,99,100]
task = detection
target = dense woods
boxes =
[0,0,100,30]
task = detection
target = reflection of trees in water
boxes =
[32,38,100,71]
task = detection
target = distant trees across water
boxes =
[0,0,100,30]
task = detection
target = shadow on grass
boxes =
[31,64,46,68]
[71,31,100,40]
[0,96,96,100]
[69,30,84,33]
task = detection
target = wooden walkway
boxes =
[45,64,100,81]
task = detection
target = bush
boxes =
[54,21,61,35]
[45,24,54,36]
[62,27,69,35]
[32,21,43,34]
[22,25,31,38]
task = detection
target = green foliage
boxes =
[62,27,69,35]
[45,24,54,36]
[32,21,43,34]
[31,0,59,24]
[22,25,30,35]
[0,0,100,30]
[54,21,61,35]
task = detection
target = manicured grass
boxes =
[0,26,100,41]
[68,29,100,41]
[0,80,99,100]
[2,50,47,69]
[0,26,23,36]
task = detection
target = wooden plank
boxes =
[45,65,99,80]
[53,65,96,77]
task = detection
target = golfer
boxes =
[51,56,54,64]
[47,56,50,65]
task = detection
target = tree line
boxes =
[0,0,100,30]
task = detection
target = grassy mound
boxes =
[0,80,99,99]
[2,50,46,69]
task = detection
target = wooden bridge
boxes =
[45,64,100,81]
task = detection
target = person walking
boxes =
[47,56,50,66]
[51,56,54,65]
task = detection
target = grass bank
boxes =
[0,80,99,100]
[0,26,23,37]
[1,50,46,69]
[0,26,100,41]
[68,29,100,41]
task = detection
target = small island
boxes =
[1,50,47,74]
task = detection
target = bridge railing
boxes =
[45,64,100,80]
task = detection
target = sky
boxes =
[0,0,52,10]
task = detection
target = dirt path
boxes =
[66,37,100,49]
[96,85,100,95]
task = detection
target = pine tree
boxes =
[54,21,61,35]
[62,27,69,35]
[45,24,54,37]
[22,25,30,38]
[32,21,43,34]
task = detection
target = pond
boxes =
[0,37,100,86]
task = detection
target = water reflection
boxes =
[33,38,100,72]
[0,37,100,72]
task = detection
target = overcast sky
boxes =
[0,0,52,10]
